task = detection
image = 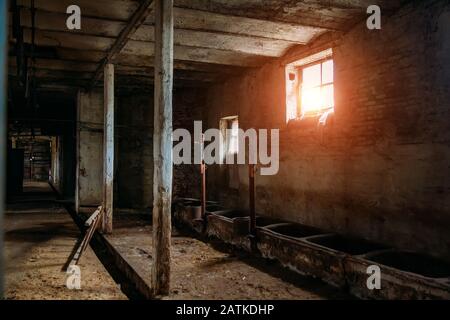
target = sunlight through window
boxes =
[300,59,334,116]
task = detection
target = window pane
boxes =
[322,60,334,84]
[286,98,297,120]
[302,64,321,88]
[228,119,239,154]
[301,86,321,113]
[321,84,334,109]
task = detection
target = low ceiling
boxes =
[8,0,407,92]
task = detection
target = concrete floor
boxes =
[4,182,126,300]
[107,215,351,300]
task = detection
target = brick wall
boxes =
[172,87,205,200]
[115,87,204,210]
[205,0,450,260]
[116,93,154,210]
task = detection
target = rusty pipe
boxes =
[200,134,206,220]
[249,164,256,236]
[201,161,206,219]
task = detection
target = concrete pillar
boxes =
[152,0,174,296]
[102,63,114,234]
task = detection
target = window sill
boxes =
[287,115,322,129]
[285,110,335,133]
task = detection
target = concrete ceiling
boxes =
[8,0,407,91]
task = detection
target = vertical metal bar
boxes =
[249,164,256,236]
[0,0,9,300]
[200,134,206,219]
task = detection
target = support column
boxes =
[152,0,173,296]
[102,63,114,234]
[0,0,7,299]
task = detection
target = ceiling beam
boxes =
[16,8,327,44]
[173,0,351,30]
[9,67,222,84]
[171,7,327,43]
[16,10,297,57]
[9,57,245,77]
[8,44,247,74]
[16,0,332,37]
[173,0,405,30]
[306,0,405,10]
[17,29,271,67]
[88,0,154,89]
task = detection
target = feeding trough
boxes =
[344,249,450,299]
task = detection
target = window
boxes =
[285,49,334,121]
[219,116,239,157]
[228,119,239,154]
[219,116,239,189]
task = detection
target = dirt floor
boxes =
[4,182,126,300]
[107,215,351,300]
[5,182,350,300]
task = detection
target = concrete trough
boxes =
[172,198,200,219]
[206,210,251,247]
[306,234,389,256]
[257,227,389,288]
[344,250,450,299]
[188,203,224,233]
[257,223,346,285]
[206,210,284,250]
[173,198,220,232]
[303,234,390,288]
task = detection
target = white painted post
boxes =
[102,63,114,234]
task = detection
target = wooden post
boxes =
[152,0,173,296]
[0,0,7,299]
[102,63,114,234]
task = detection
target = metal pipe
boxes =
[0,0,9,300]
[200,134,206,220]
[249,164,256,236]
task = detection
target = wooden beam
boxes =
[18,29,270,67]
[152,0,173,296]
[16,0,332,39]
[8,65,223,84]
[174,0,352,30]
[12,48,247,74]
[171,7,327,43]
[88,0,154,89]
[8,72,217,91]
[102,63,114,234]
[307,0,404,10]
[63,206,103,270]
[16,0,139,21]
[16,9,302,56]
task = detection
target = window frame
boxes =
[296,58,334,118]
[219,115,239,159]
